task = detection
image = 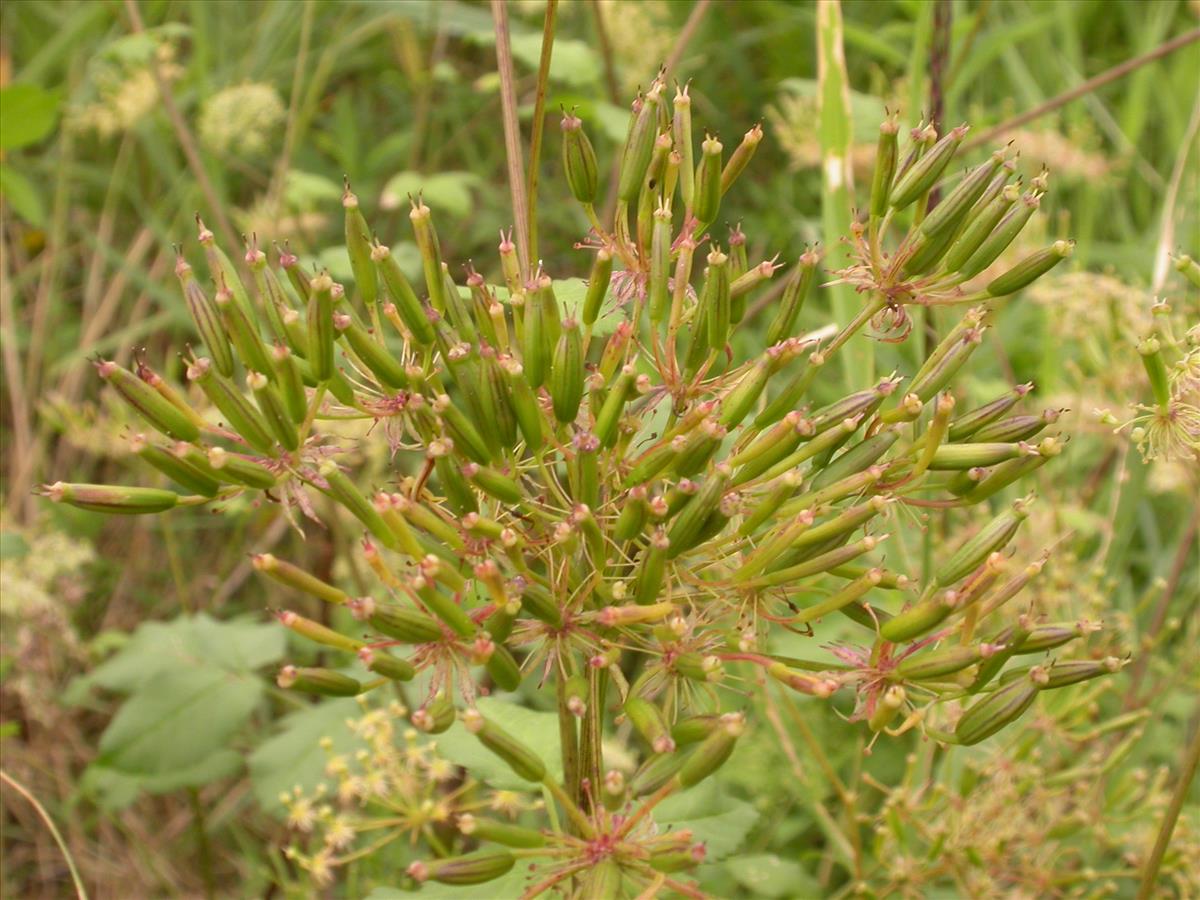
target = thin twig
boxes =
[1,770,90,900]
[964,27,1200,151]
[526,0,559,268]
[492,0,531,279]
[123,0,239,250]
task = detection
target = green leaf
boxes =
[248,697,365,815]
[379,170,481,219]
[438,697,561,790]
[97,667,263,775]
[0,164,47,228]
[656,780,758,861]
[552,277,620,337]
[82,750,243,812]
[0,530,30,561]
[726,853,819,898]
[0,84,61,149]
[508,35,600,88]
[365,866,530,900]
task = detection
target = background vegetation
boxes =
[1,0,1197,897]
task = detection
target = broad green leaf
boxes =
[379,170,480,219]
[726,853,819,898]
[438,697,561,790]
[0,84,61,149]
[284,170,342,209]
[97,667,263,775]
[248,697,364,814]
[656,780,758,861]
[82,750,243,812]
[0,164,47,228]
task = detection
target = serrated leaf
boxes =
[437,697,561,790]
[726,853,819,898]
[656,780,758,861]
[0,84,61,149]
[97,667,263,775]
[248,697,364,815]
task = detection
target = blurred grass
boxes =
[1,0,1198,896]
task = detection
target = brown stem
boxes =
[491,0,531,280]
[964,27,1200,152]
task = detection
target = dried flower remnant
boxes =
[42,71,1125,896]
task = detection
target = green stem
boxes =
[556,671,581,814]
[525,0,558,266]
[188,788,216,899]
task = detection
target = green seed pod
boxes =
[196,217,254,319]
[667,468,730,558]
[563,673,589,717]
[1173,252,1200,288]
[624,441,680,488]
[463,708,546,782]
[672,715,722,747]
[693,134,723,228]
[1013,621,1090,654]
[583,248,613,327]
[550,318,584,423]
[186,357,277,454]
[462,462,522,505]
[499,357,544,452]
[957,191,1041,279]
[207,447,276,489]
[408,851,516,887]
[618,82,663,203]
[409,693,454,734]
[937,496,1031,586]
[613,486,649,542]
[246,371,299,452]
[678,712,745,788]
[485,643,522,692]
[1036,657,1124,689]
[212,274,273,377]
[906,326,984,404]
[367,603,444,643]
[561,109,599,205]
[277,665,362,697]
[277,610,363,653]
[334,315,407,390]
[624,696,675,754]
[342,182,377,306]
[955,671,1038,745]
[755,534,882,587]
[673,84,695,210]
[134,359,204,427]
[631,750,688,796]
[964,437,1061,502]
[879,590,958,643]
[889,124,969,210]
[130,435,219,497]
[358,647,416,681]
[45,481,180,515]
[96,359,200,443]
[920,149,1006,238]
[434,394,492,466]
[701,249,732,350]
[869,115,899,219]
[595,365,637,448]
[1138,335,1171,410]
[307,272,336,381]
[457,814,545,849]
[948,383,1032,440]
[634,528,671,605]
[522,286,549,389]
[520,581,564,628]
[408,197,447,313]
[649,204,673,323]
[570,431,600,508]
[373,242,434,345]
[272,345,308,423]
[250,246,299,351]
[278,244,313,305]
[175,252,235,377]
[809,429,899,491]
[721,122,763,195]
[986,240,1073,296]
[902,224,961,277]
[928,442,1026,470]
[788,568,883,623]
[320,461,400,551]
[971,408,1061,443]
[869,685,906,732]
[253,553,348,604]
[672,419,726,477]
[433,451,477,516]
[968,621,1030,693]
[584,858,625,898]
[765,249,819,347]
[439,265,477,343]
[896,642,1003,681]
[942,183,1022,274]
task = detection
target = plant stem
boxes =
[188,787,216,899]
[491,0,531,280]
[1136,702,1200,900]
[556,670,581,815]
[0,771,89,900]
[526,0,558,268]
